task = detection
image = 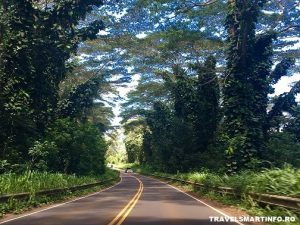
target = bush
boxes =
[0,169,118,195]
[0,169,119,217]
[247,166,300,197]
[31,119,107,176]
[28,141,58,171]
[0,160,10,174]
[145,166,300,198]
[266,132,300,168]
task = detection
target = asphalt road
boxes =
[0,173,242,225]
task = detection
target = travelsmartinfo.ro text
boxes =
[209,216,296,223]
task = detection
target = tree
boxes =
[0,0,104,162]
[124,123,144,163]
[222,0,299,173]
[222,0,273,173]
[57,76,103,119]
[122,57,220,171]
[193,56,219,152]
[285,106,300,142]
[42,118,107,175]
[144,102,175,171]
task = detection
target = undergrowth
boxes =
[147,166,300,198]
[0,169,119,218]
[135,164,300,224]
[0,169,118,195]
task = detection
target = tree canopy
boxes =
[0,0,300,175]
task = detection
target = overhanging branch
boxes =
[277,25,300,34]
[175,0,218,15]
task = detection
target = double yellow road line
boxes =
[108,176,144,225]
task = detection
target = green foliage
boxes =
[1,119,108,176]
[28,141,58,171]
[123,56,221,172]
[137,165,300,224]
[199,190,299,225]
[144,101,175,171]
[0,160,10,174]
[124,125,144,163]
[106,129,127,164]
[57,77,104,119]
[142,166,300,198]
[119,0,300,176]
[0,170,97,195]
[284,106,300,142]
[1,0,299,200]
[248,166,300,197]
[106,152,127,165]
[222,1,290,173]
[267,93,297,132]
[270,58,295,85]
[0,169,119,195]
[42,118,107,175]
[0,169,119,217]
[193,56,220,151]
[265,132,300,168]
[0,0,105,164]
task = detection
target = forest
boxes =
[0,0,112,175]
[120,0,300,174]
[0,0,300,219]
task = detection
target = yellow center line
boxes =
[116,180,143,225]
[108,175,144,225]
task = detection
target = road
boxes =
[0,173,242,225]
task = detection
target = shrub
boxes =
[266,132,300,168]
[149,166,300,198]
[28,141,58,171]
[35,119,107,176]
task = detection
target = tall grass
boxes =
[0,169,118,195]
[0,169,119,217]
[146,166,300,197]
[138,165,300,224]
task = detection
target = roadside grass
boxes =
[135,165,300,225]
[0,169,119,218]
[194,189,300,225]
[149,166,300,198]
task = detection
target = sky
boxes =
[111,73,140,126]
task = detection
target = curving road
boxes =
[0,173,242,225]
